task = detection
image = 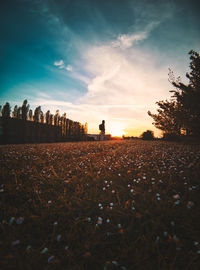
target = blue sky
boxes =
[0,0,200,136]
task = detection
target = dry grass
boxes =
[0,140,200,269]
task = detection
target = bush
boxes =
[141,130,154,140]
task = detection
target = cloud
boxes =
[65,65,73,71]
[111,21,159,50]
[54,60,73,72]
[70,25,171,136]
[54,59,64,68]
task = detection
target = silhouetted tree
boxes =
[148,100,182,135]
[17,107,22,119]
[2,102,11,118]
[28,109,33,121]
[12,105,18,118]
[148,50,200,137]
[33,106,41,122]
[54,110,60,126]
[22,99,30,120]
[49,114,53,125]
[169,50,200,135]
[40,111,44,124]
[141,130,154,140]
[45,110,51,125]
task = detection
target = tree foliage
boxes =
[0,99,87,142]
[2,102,11,118]
[148,50,200,137]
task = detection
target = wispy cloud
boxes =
[65,65,73,71]
[54,60,73,72]
[54,60,64,68]
[111,21,159,50]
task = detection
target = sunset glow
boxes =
[107,122,126,137]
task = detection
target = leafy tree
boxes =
[148,100,182,135]
[169,50,200,135]
[12,105,18,118]
[45,110,51,125]
[49,114,53,125]
[148,50,200,137]
[33,106,41,122]
[28,109,33,121]
[22,99,30,120]
[17,107,22,119]
[2,102,11,118]
[40,111,44,123]
[141,130,154,140]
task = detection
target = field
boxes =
[0,140,200,270]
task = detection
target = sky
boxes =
[0,0,200,137]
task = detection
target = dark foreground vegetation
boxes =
[0,140,200,270]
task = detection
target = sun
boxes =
[107,122,126,137]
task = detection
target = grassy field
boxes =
[0,140,200,270]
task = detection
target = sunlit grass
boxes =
[0,140,200,269]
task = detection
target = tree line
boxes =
[148,50,200,140]
[0,100,88,144]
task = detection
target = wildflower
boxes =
[97,217,103,225]
[41,248,48,254]
[173,235,178,241]
[88,217,91,222]
[112,190,115,193]
[12,240,20,246]
[16,217,24,225]
[106,219,110,223]
[26,245,31,252]
[9,217,15,225]
[130,189,134,193]
[57,235,61,241]
[48,256,55,263]
[155,236,160,243]
[83,252,91,258]
[173,194,180,200]
[175,200,180,205]
[187,201,194,209]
